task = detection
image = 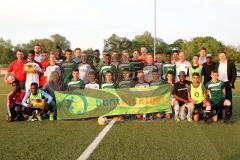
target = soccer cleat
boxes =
[175,117,180,122]
[224,119,232,124]
[187,116,193,122]
[49,113,54,121]
[27,115,33,121]
[36,115,42,121]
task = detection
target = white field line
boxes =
[77,118,117,160]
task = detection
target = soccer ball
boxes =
[224,99,231,106]
[24,64,35,73]
[30,99,45,109]
[98,116,108,126]
[7,75,15,84]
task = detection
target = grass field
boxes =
[0,77,240,160]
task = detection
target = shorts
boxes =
[211,100,224,116]
[193,102,204,115]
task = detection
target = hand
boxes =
[190,99,195,104]
[4,79,8,84]
[183,100,189,104]
[27,103,33,108]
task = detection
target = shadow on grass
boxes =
[224,153,240,160]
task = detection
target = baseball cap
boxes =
[206,53,212,58]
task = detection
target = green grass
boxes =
[89,83,240,160]
[0,77,240,160]
[0,78,103,160]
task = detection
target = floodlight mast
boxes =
[154,0,157,61]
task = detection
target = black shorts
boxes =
[179,101,185,107]
[7,104,23,118]
[27,108,43,115]
[211,100,224,116]
[193,102,204,115]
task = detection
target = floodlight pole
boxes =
[154,0,157,61]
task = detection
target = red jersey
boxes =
[39,60,49,87]
[7,59,27,81]
[7,90,25,107]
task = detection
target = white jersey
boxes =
[135,82,150,88]
[25,62,42,91]
[78,63,92,83]
[176,60,190,81]
[85,83,100,90]
[143,64,158,82]
[45,65,61,82]
[34,54,42,63]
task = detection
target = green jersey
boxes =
[118,62,134,72]
[67,79,85,91]
[188,65,202,82]
[111,61,120,69]
[162,62,176,80]
[72,57,81,64]
[117,80,134,88]
[61,60,77,81]
[93,57,104,72]
[117,62,134,79]
[101,82,116,89]
[205,80,225,105]
[150,81,162,86]
[100,65,117,83]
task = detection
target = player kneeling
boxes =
[6,80,26,122]
[22,83,53,121]
[206,70,232,123]
[101,71,117,89]
[188,73,211,123]
[172,71,194,122]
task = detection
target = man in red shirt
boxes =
[6,80,26,122]
[39,51,49,87]
[4,50,27,90]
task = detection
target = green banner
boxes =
[55,85,171,120]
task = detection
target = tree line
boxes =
[0,31,239,64]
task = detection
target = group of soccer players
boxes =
[5,45,236,123]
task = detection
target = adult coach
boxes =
[34,44,42,63]
[4,50,27,90]
[175,51,190,81]
[216,51,237,118]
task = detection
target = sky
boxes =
[0,0,240,50]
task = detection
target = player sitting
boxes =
[188,72,211,123]
[205,70,232,123]
[67,69,85,91]
[172,71,194,122]
[22,82,53,121]
[6,80,26,122]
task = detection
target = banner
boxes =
[55,85,171,120]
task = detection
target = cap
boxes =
[206,53,212,58]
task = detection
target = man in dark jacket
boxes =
[216,51,237,119]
